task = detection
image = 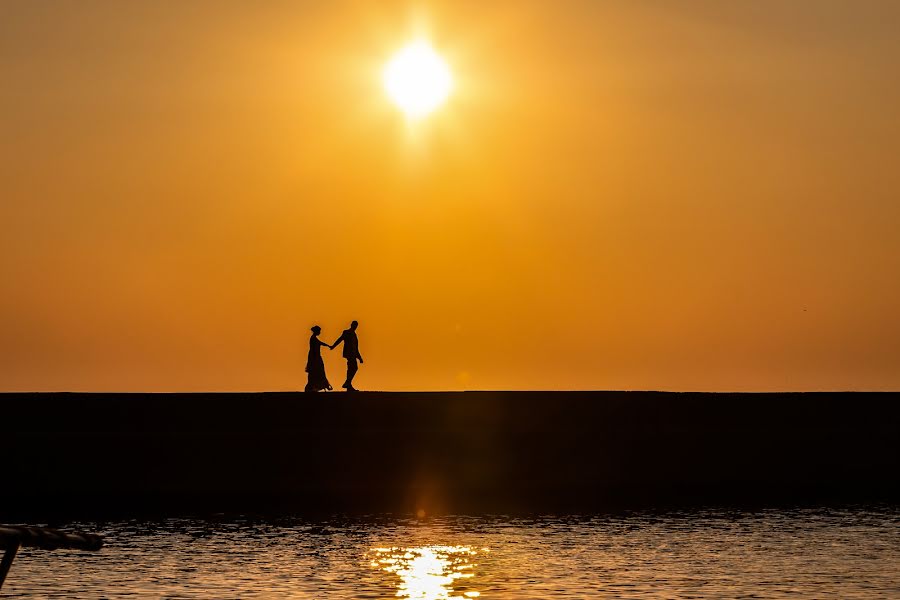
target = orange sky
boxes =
[2,1,899,391]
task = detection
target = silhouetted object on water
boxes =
[0,525,103,590]
[331,320,363,391]
[305,326,332,392]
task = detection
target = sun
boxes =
[383,41,453,119]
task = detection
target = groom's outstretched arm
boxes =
[330,333,345,350]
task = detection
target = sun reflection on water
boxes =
[367,545,482,599]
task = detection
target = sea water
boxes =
[4,507,898,598]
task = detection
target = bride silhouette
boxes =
[304,325,333,392]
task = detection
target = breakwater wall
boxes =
[2,391,897,518]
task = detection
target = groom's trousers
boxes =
[344,358,359,388]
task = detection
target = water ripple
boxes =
[3,507,898,598]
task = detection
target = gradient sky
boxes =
[2,1,899,391]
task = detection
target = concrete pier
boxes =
[2,391,897,518]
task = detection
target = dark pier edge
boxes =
[2,391,898,520]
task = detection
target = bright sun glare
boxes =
[383,41,453,119]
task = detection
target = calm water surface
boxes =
[4,507,899,598]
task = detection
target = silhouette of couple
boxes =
[305,321,363,393]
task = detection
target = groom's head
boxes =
[350,320,359,330]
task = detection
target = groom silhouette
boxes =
[331,320,363,391]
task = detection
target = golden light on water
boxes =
[383,41,453,119]
[368,546,480,599]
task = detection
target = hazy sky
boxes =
[2,1,899,391]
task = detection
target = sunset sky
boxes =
[2,1,899,391]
